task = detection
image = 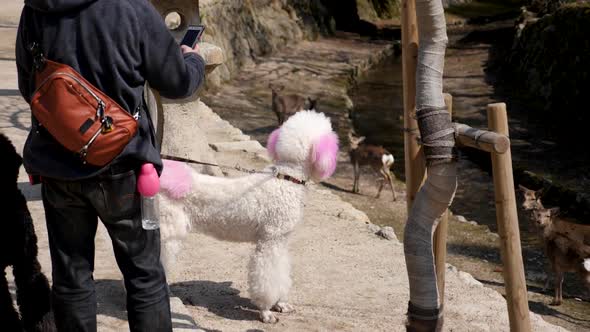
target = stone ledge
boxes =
[160,100,223,176]
[199,42,224,74]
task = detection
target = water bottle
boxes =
[141,195,160,230]
[137,163,160,230]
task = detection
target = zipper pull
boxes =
[96,101,106,119]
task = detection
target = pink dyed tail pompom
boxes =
[160,160,192,199]
[137,163,160,197]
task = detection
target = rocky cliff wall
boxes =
[507,3,590,131]
[199,0,400,89]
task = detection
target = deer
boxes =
[270,84,316,125]
[348,131,396,201]
[518,184,545,211]
[518,185,590,305]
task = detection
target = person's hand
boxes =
[181,44,200,56]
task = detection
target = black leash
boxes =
[161,154,261,174]
[160,154,307,185]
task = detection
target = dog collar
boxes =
[276,173,306,186]
[270,167,306,185]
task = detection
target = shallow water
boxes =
[348,54,535,245]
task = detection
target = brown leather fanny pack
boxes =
[30,46,138,167]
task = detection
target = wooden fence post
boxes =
[401,0,425,210]
[488,103,531,332]
[433,93,452,304]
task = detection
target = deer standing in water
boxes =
[518,185,590,305]
[270,85,316,125]
[348,131,396,201]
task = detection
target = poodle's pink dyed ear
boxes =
[160,160,192,199]
[267,128,281,160]
[311,132,339,180]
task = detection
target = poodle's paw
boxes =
[550,299,562,306]
[260,310,279,323]
[272,302,294,313]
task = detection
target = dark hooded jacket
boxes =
[16,0,205,179]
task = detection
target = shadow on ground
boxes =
[170,280,259,322]
[95,279,222,331]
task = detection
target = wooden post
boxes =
[488,103,531,332]
[401,0,425,211]
[433,93,452,305]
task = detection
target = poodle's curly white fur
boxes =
[158,111,338,323]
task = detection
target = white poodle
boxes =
[157,111,339,323]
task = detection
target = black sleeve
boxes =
[137,3,206,99]
[16,8,33,104]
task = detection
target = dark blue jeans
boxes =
[42,167,172,332]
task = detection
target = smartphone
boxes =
[180,25,206,48]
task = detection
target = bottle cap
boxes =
[137,163,160,196]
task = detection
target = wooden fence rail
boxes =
[454,123,510,154]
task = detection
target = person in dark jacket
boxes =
[15,0,206,331]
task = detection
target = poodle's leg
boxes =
[272,301,295,313]
[248,239,292,323]
[13,215,54,332]
[160,239,181,276]
[272,254,295,314]
[270,243,294,314]
[13,261,54,332]
[158,197,190,284]
[0,270,23,331]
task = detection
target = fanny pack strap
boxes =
[21,6,47,156]
[23,7,46,74]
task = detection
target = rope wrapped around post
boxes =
[416,106,456,161]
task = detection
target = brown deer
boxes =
[270,85,316,125]
[348,131,396,201]
[518,184,545,211]
[519,185,590,305]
